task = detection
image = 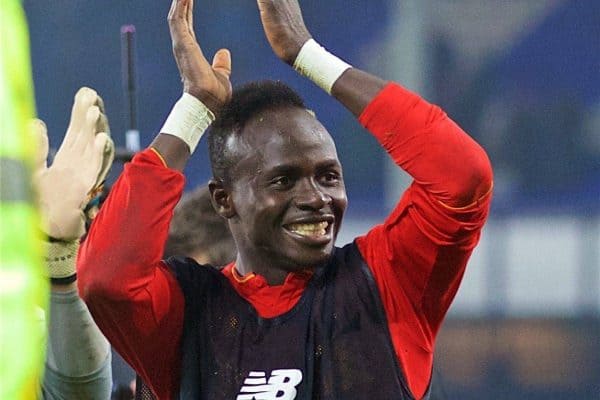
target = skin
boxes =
[215,107,347,284]
[153,0,386,284]
[254,0,387,116]
[151,0,232,170]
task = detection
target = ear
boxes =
[209,178,236,218]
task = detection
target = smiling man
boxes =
[78,0,493,399]
[206,83,347,284]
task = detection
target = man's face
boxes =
[226,106,347,274]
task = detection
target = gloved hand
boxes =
[34,87,115,241]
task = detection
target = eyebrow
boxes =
[264,159,342,176]
[315,159,342,171]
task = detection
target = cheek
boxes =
[240,188,278,219]
[233,182,260,214]
[252,196,283,226]
[331,187,348,211]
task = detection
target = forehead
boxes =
[229,107,340,175]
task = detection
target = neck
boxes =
[234,254,302,286]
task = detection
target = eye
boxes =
[320,171,341,185]
[270,176,292,188]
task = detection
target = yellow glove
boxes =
[34,87,114,241]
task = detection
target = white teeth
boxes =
[288,221,329,237]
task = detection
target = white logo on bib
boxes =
[236,369,303,400]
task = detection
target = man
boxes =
[79,0,493,399]
[34,87,114,399]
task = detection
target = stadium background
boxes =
[23,1,599,398]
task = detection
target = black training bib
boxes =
[168,242,429,400]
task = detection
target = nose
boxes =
[295,179,331,210]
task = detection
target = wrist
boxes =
[41,203,86,241]
[183,86,222,115]
[283,35,312,65]
[293,39,352,94]
[42,239,79,281]
[50,275,78,286]
[150,134,190,171]
[160,93,215,154]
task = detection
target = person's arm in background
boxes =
[42,284,112,400]
[33,88,113,400]
[77,0,232,398]
[255,1,492,398]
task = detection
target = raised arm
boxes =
[33,88,113,400]
[256,0,385,116]
[151,0,232,170]
[78,1,232,397]
[256,0,491,207]
[256,2,493,398]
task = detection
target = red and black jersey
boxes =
[79,83,493,400]
[169,243,424,400]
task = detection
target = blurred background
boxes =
[24,0,599,398]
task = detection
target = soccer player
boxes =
[78,0,493,398]
[34,87,114,399]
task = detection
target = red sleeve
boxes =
[355,84,493,399]
[77,149,186,400]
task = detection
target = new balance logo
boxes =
[236,369,303,400]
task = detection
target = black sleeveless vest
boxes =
[168,242,430,400]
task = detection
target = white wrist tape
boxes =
[160,93,215,153]
[293,39,352,94]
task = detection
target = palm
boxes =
[256,0,311,65]
[168,0,232,112]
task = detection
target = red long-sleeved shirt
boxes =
[78,83,492,399]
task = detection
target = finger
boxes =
[30,119,49,171]
[256,0,276,19]
[96,111,111,136]
[74,106,100,152]
[255,0,268,12]
[65,87,97,148]
[168,0,209,76]
[97,135,115,187]
[168,0,189,42]
[95,94,106,115]
[168,0,178,21]
[68,87,97,130]
[212,49,232,79]
[88,132,109,188]
[169,0,203,62]
[187,0,196,40]
[168,0,188,22]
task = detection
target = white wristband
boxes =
[160,93,215,153]
[293,39,352,94]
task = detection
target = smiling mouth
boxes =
[285,221,329,238]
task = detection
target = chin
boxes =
[275,228,338,270]
[288,245,334,270]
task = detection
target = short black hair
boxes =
[207,80,307,182]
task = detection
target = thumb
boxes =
[212,48,231,78]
